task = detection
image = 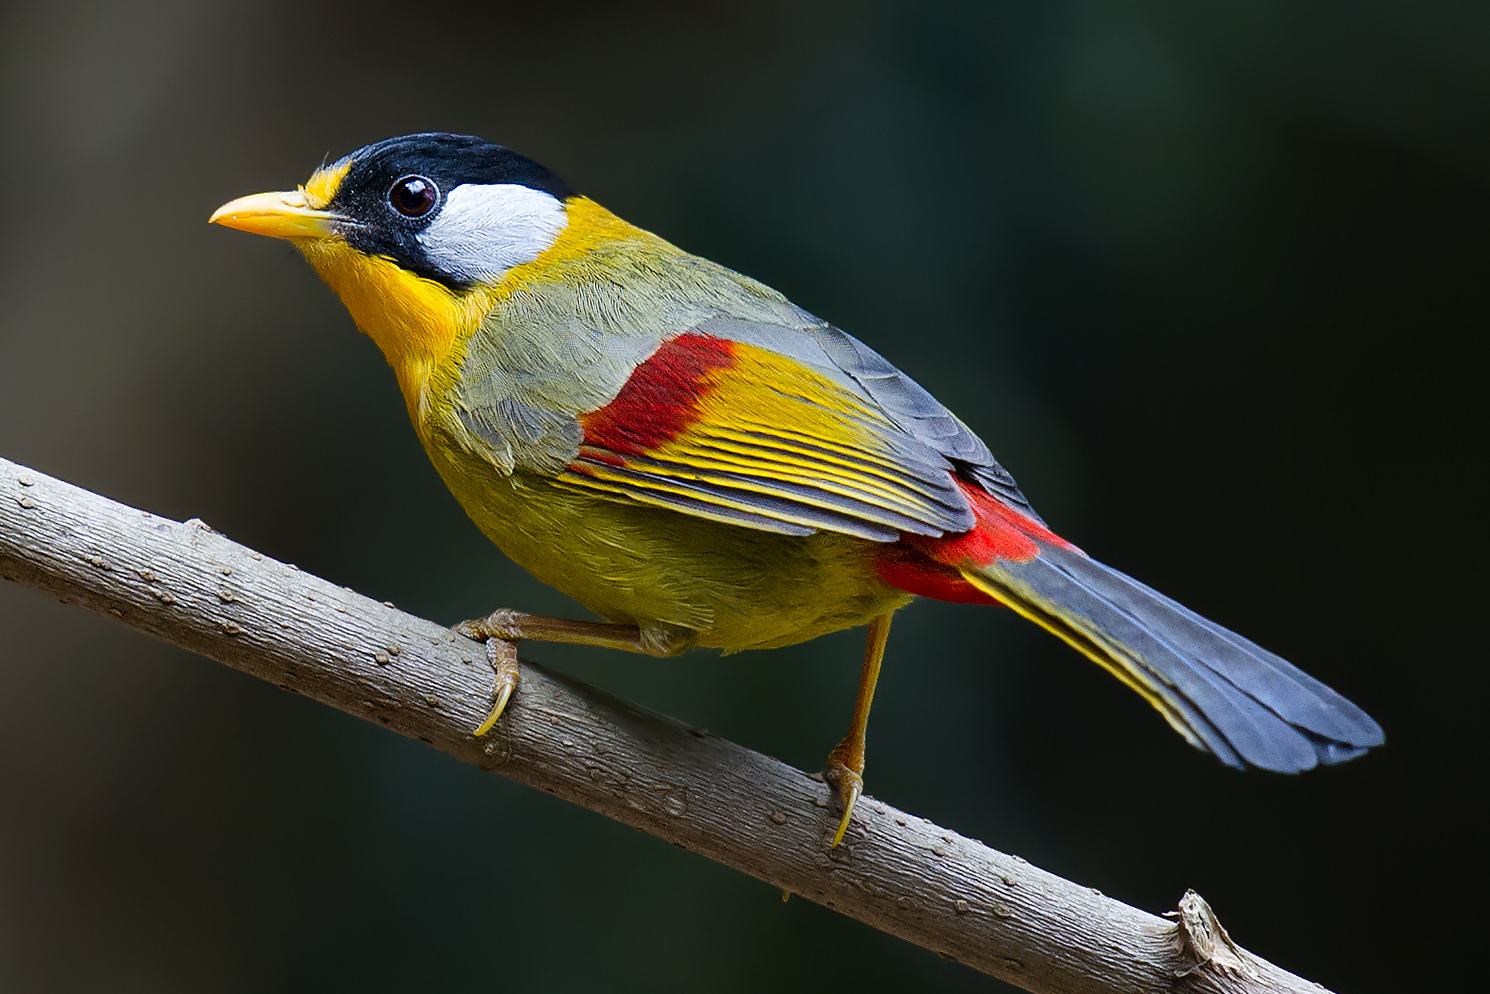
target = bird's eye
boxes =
[389,175,438,218]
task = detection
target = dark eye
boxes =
[389,175,438,218]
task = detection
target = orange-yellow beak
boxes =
[209,189,341,239]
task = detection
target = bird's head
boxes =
[210,133,584,405]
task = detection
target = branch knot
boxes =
[1167,889,1260,979]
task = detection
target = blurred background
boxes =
[0,1,1484,990]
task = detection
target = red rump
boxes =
[873,545,1000,605]
[915,481,1066,566]
[580,332,737,455]
[875,480,1078,603]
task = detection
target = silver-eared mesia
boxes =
[211,133,1383,846]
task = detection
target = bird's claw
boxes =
[823,744,865,848]
[472,635,521,737]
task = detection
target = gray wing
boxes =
[693,315,1041,521]
[443,237,1038,540]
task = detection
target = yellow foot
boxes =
[454,607,697,736]
[471,636,520,737]
[823,742,865,848]
[454,609,527,643]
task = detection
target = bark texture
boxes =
[0,456,1332,993]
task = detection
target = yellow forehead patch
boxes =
[302,157,352,209]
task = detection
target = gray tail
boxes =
[962,543,1384,771]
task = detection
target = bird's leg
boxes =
[455,609,693,735]
[823,612,894,848]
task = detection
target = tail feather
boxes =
[961,543,1384,772]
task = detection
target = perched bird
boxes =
[211,133,1383,845]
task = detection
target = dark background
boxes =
[0,1,1484,991]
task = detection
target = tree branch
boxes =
[0,455,1331,993]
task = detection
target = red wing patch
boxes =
[579,333,737,455]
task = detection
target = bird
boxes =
[210,132,1383,846]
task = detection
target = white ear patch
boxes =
[417,183,568,285]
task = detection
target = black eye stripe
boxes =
[389,175,439,218]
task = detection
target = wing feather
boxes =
[563,456,898,541]
[588,450,947,535]
[557,326,1022,542]
[638,437,963,525]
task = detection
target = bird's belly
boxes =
[426,443,910,651]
